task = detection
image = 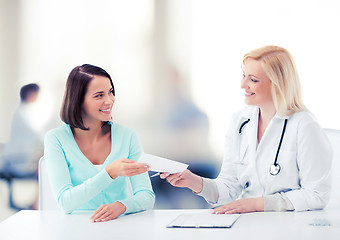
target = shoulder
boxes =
[288,110,320,127]
[229,106,257,128]
[44,124,71,141]
[110,122,138,139]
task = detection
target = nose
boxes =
[104,94,115,104]
[240,77,247,89]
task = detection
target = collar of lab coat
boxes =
[240,106,289,155]
[240,106,289,121]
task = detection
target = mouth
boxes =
[245,92,255,96]
[99,108,112,113]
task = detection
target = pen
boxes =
[150,172,160,178]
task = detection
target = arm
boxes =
[116,132,155,214]
[285,120,332,211]
[44,130,114,214]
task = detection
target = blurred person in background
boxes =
[44,64,155,222]
[149,66,218,209]
[0,83,43,210]
[1,83,43,179]
[160,45,332,213]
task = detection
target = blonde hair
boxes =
[243,45,306,117]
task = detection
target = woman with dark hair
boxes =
[44,64,155,222]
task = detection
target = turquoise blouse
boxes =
[44,122,155,214]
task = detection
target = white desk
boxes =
[1,209,339,240]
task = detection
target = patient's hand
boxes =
[90,201,127,223]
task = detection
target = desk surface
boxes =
[1,208,340,240]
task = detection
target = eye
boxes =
[251,78,259,83]
[109,88,114,95]
[242,74,246,79]
[94,94,103,98]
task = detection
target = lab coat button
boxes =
[244,182,250,189]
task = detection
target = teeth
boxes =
[100,109,110,112]
[245,92,254,96]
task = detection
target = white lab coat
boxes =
[214,106,332,211]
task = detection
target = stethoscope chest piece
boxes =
[269,164,281,176]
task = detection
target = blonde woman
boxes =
[161,46,332,213]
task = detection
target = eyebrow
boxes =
[91,88,113,96]
[248,74,260,79]
[92,91,104,96]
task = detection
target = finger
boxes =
[121,158,135,163]
[125,167,149,176]
[213,205,230,214]
[166,173,181,182]
[96,211,111,222]
[91,206,105,222]
[100,214,118,222]
[168,175,182,186]
[226,209,239,214]
[126,163,149,171]
[160,172,170,179]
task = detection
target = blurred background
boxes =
[1,0,340,221]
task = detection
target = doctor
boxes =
[161,45,332,213]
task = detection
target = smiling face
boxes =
[241,59,274,109]
[82,75,115,126]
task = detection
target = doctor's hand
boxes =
[160,169,203,193]
[213,197,264,214]
[105,158,149,180]
[90,201,127,223]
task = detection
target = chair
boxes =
[38,157,59,210]
[0,150,37,211]
[324,128,340,209]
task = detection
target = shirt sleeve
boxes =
[117,132,155,214]
[44,130,114,214]
[264,193,294,211]
[285,119,332,211]
[196,177,219,204]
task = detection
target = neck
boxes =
[74,122,105,141]
[258,103,276,124]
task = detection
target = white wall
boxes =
[1,0,339,160]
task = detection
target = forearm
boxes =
[195,177,219,204]
[57,169,113,213]
[264,192,294,211]
[119,190,155,214]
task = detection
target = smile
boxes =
[100,108,111,113]
[245,92,255,96]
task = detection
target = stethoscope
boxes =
[239,118,288,176]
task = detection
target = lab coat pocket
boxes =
[268,149,298,190]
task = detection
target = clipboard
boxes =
[167,212,240,228]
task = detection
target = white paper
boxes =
[139,153,188,174]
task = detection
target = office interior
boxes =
[1,0,340,222]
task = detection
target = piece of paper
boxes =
[139,153,188,174]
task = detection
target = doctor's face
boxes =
[241,59,273,108]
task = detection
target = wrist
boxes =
[190,175,203,194]
[256,197,264,211]
[105,166,117,180]
[116,201,127,215]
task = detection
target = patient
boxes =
[44,64,155,222]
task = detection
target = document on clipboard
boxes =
[167,211,240,228]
